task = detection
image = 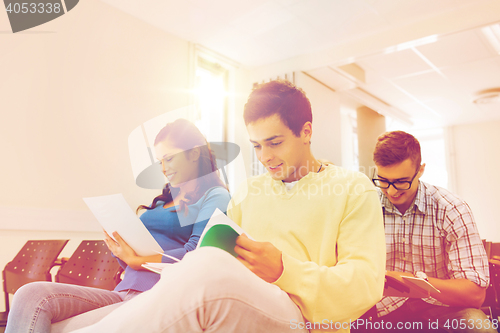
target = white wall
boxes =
[448,120,500,242]
[295,73,342,165]
[0,0,191,231]
[0,0,194,311]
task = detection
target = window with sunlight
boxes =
[194,57,228,143]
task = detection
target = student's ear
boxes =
[301,121,313,144]
[188,147,201,162]
[418,163,426,177]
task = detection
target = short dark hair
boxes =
[373,131,421,168]
[243,80,312,137]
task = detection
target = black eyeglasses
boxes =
[372,168,419,190]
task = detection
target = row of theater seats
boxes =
[0,240,124,327]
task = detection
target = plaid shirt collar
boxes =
[379,181,427,216]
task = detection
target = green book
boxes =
[197,208,253,258]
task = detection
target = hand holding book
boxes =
[234,234,284,283]
[142,209,283,279]
[196,208,253,254]
[198,209,283,282]
[143,209,246,274]
[384,270,441,298]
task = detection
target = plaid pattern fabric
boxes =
[376,181,490,317]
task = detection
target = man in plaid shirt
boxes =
[368,131,494,333]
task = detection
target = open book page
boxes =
[384,274,441,298]
[196,208,253,257]
[142,262,173,274]
[83,193,163,256]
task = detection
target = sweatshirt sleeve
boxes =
[273,186,386,325]
[161,187,231,263]
[111,252,128,270]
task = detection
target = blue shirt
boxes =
[114,186,231,292]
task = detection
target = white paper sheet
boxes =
[83,193,163,256]
[142,262,173,274]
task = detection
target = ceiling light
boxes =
[382,35,438,55]
[481,24,500,54]
[473,88,500,104]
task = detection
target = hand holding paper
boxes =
[83,194,163,256]
[103,230,137,264]
[103,229,119,257]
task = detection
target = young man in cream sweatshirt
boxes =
[72,80,386,333]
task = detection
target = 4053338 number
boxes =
[443,318,499,331]
[5,2,62,14]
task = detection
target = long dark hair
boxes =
[137,119,226,213]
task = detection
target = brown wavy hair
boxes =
[243,80,312,137]
[373,131,421,168]
[137,118,226,214]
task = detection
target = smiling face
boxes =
[154,141,200,188]
[376,158,424,214]
[247,114,312,182]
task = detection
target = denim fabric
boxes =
[4,282,139,333]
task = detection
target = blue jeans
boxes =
[5,281,139,333]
